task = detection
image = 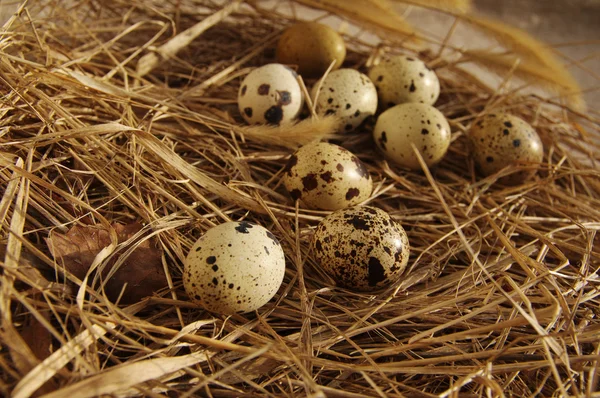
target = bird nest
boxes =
[1,1,599,397]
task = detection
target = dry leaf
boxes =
[20,312,53,363]
[46,223,167,303]
[8,317,58,397]
[1,244,62,394]
[10,302,58,396]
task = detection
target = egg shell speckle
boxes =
[313,206,410,291]
[469,113,544,184]
[238,63,304,125]
[368,55,440,107]
[311,69,378,133]
[373,103,451,170]
[283,142,373,211]
[183,221,286,314]
[276,22,346,78]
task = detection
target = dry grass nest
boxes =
[1,1,600,397]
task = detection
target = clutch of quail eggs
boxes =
[185,20,546,315]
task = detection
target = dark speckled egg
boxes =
[469,113,544,184]
[282,142,373,211]
[183,221,285,314]
[238,63,304,125]
[312,206,410,291]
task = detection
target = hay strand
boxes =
[463,50,586,110]
[293,0,416,38]
[461,14,585,109]
[394,0,472,13]
[136,0,242,77]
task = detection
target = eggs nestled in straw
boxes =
[183,221,286,314]
[368,55,440,108]
[310,69,378,133]
[313,206,410,291]
[468,113,544,184]
[276,21,346,78]
[283,142,373,211]
[373,103,451,170]
[228,23,544,303]
[237,63,304,125]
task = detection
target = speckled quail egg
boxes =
[276,22,346,78]
[310,69,378,133]
[283,142,373,211]
[238,63,304,125]
[368,55,440,107]
[373,103,451,170]
[469,113,544,184]
[183,221,286,314]
[312,206,410,291]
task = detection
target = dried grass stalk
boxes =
[394,0,472,13]
[293,0,416,38]
[463,50,585,110]
[461,14,585,109]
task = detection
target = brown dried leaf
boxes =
[46,225,111,278]
[20,312,53,363]
[46,223,167,303]
[8,323,57,396]
[8,303,58,396]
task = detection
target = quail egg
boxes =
[183,221,286,314]
[368,55,440,107]
[469,113,544,184]
[238,63,304,125]
[276,21,346,78]
[283,142,373,211]
[373,103,451,170]
[312,206,410,291]
[310,69,378,133]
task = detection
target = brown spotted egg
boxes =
[238,63,304,125]
[469,113,544,184]
[282,142,373,211]
[183,221,286,314]
[368,55,440,107]
[313,206,410,291]
[276,22,346,78]
[310,69,378,133]
[373,103,451,170]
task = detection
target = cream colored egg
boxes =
[368,55,440,107]
[373,103,451,170]
[469,113,544,184]
[310,69,378,133]
[282,142,373,211]
[183,221,286,314]
[313,206,410,291]
[238,63,304,125]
